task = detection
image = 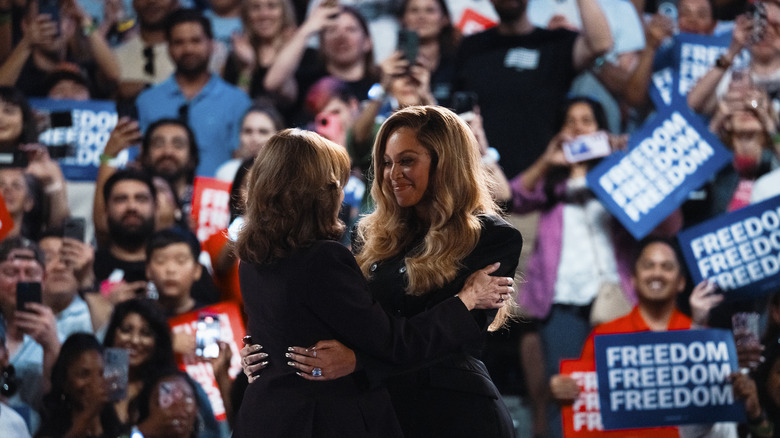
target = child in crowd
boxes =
[145,227,205,318]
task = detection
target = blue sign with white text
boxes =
[673,32,733,99]
[29,99,131,181]
[678,194,780,299]
[587,106,732,239]
[595,329,743,430]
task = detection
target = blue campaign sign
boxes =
[649,66,675,109]
[29,99,132,181]
[673,32,731,99]
[594,329,743,430]
[587,106,732,239]
[678,194,780,299]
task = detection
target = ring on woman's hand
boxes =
[312,367,323,377]
[172,419,181,427]
[313,350,317,358]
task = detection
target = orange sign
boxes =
[456,8,497,35]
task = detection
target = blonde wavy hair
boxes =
[237,129,350,265]
[356,106,514,329]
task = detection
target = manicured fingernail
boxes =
[287,361,295,366]
[259,353,268,359]
[285,353,292,358]
[254,345,262,351]
[260,361,269,367]
[287,346,294,351]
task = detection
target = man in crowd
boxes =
[0,237,59,430]
[135,8,250,177]
[550,236,739,437]
[114,0,181,103]
[453,0,612,181]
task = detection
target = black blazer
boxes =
[233,240,485,438]
[359,215,523,438]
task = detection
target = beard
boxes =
[151,157,190,183]
[493,0,527,23]
[107,212,156,250]
[175,56,210,79]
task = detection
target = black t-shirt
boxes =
[454,27,578,180]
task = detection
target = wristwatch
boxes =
[715,54,732,70]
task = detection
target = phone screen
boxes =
[196,314,221,359]
[16,282,42,312]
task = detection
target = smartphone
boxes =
[314,112,344,142]
[49,111,73,128]
[0,150,29,169]
[63,217,86,242]
[451,92,478,116]
[103,348,129,402]
[397,29,419,64]
[562,131,612,163]
[16,282,42,312]
[37,0,60,35]
[195,313,221,359]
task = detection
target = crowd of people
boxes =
[0,0,779,437]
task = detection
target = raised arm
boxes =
[687,14,751,115]
[624,14,674,108]
[263,2,340,103]
[572,0,613,71]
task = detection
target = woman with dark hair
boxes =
[0,86,69,239]
[102,299,220,437]
[133,369,200,438]
[37,333,124,438]
[397,0,460,104]
[102,299,175,427]
[509,96,667,388]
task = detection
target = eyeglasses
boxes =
[143,46,155,76]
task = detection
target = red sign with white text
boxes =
[191,177,231,242]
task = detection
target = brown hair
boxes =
[236,129,351,265]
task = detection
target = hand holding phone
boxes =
[562,131,612,163]
[196,314,221,359]
[16,282,42,312]
[397,29,419,64]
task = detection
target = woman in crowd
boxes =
[233,125,515,437]
[0,86,69,240]
[397,0,460,104]
[133,369,200,438]
[37,333,124,438]
[102,299,176,427]
[223,0,297,99]
[215,101,284,183]
[243,106,523,437]
[102,299,220,437]
[264,4,378,124]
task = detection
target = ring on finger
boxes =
[312,367,323,377]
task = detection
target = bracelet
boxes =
[482,147,500,165]
[99,153,116,166]
[82,21,98,37]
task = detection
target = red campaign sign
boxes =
[456,8,497,35]
[169,302,246,422]
[191,177,231,242]
[560,360,679,438]
[0,192,15,241]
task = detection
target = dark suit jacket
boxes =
[359,215,523,438]
[233,240,485,438]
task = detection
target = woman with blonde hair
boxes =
[232,128,514,437]
[244,106,523,437]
